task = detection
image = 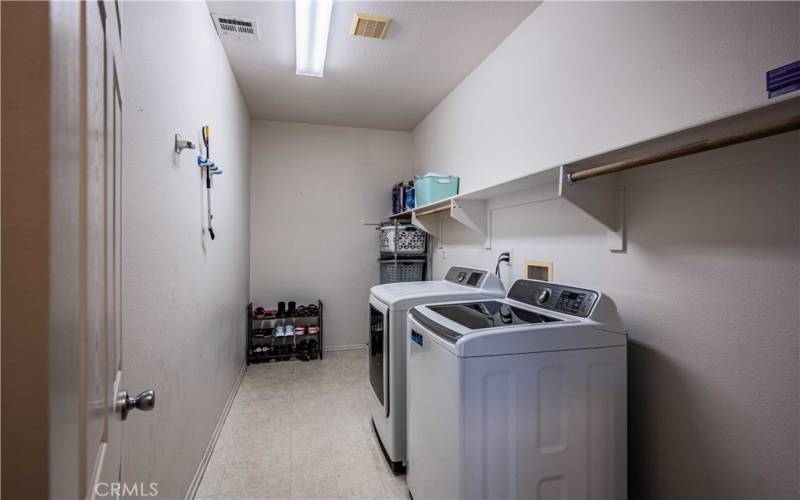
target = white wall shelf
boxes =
[390,165,621,249]
[390,95,800,251]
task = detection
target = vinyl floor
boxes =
[195,350,410,499]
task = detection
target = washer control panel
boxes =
[444,266,486,288]
[507,279,598,317]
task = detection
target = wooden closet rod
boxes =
[568,114,800,183]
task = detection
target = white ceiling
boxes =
[207,1,539,130]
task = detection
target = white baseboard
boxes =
[324,343,367,352]
[185,360,247,500]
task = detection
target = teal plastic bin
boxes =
[413,174,460,207]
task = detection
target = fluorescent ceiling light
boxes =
[295,0,333,78]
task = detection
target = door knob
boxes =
[117,389,155,420]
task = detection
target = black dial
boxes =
[536,289,551,304]
[456,272,467,283]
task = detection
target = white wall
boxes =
[122,2,251,498]
[250,121,413,348]
[414,1,800,191]
[412,2,800,498]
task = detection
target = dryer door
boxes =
[369,297,389,416]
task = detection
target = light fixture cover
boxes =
[295,0,333,77]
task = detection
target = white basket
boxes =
[379,224,426,255]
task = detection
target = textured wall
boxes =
[122,2,251,498]
[412,2,800,498]
[413,1,800,191]
[250,121,413,348]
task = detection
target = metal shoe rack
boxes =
[246,300,324,363]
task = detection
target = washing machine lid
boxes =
[408,279,626,357]
[426,300,562,329]
[370,266,505,310]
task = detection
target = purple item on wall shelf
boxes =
[767,59,800,98]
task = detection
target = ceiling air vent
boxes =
[350,13,391,39]
[212,14,260,41]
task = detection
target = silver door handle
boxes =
[117,389,155,420]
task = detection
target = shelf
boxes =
[388,166,559,222]
[248,347,321,363]
[388,95,800,251]
[388,166,567,245]
[251,315,319,324]
[251,332,321,339]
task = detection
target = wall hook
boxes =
[175,134,196,154]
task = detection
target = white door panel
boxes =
[85,0,127,496]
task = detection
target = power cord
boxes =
[495,251,511,280]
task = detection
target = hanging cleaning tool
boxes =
[197,125,222,240]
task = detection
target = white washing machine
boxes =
[406,279,627,499]
[369,266,505,470]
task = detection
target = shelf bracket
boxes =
[484,206,492,250]
[450,199,487,236]
[411,211,442,239]
[607,186,626,252]
[560,165,625,252]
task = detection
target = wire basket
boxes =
[379,259,426,284]
[379,224,427,256]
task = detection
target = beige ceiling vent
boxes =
[350,13,391,39]
[211,14,260,41]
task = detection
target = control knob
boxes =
[536,289,551,304]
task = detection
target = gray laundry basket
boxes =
[379,259,426,284]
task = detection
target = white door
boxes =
[84,1,154,498]
[3,2,152,497]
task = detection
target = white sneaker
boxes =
[274,325,285,337]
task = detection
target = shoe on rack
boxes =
[308,340,319,360]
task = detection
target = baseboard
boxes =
[324,343,367,352]
[185,360,247,500]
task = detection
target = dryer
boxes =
[369,266,504,470]
[406,279,627,499]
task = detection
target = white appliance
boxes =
[369,266,505,470]
[406,279,627,499]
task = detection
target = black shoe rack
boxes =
[246,300,324,364]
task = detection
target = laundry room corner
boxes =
[249,120,414,350]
